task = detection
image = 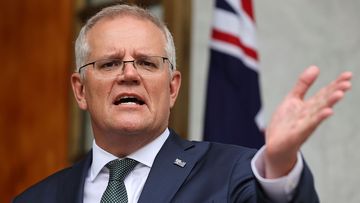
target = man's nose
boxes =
[118,61,140,84]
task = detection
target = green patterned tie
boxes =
[100,158,138,203]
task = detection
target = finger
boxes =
[332,71,352,85]
[314,108,334,124]
[307,72,352,131]
[304,107,333,137]
[336,81,352,92]
[336,72,352,91]
[310,72,352,108]
[337,71,353,82]
[291,65,320,99]
[308,88,344,117]
[326,90,346,108]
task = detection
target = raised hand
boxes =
[264,65,352,178]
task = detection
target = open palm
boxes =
[264,66,352,178]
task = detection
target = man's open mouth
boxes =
[113,96,145,105]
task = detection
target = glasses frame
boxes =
[77,56,174,75]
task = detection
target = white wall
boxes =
[189,0,360,202]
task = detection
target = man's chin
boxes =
[112,122,151,136]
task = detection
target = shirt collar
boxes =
[89,128,170,182]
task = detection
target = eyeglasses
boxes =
[78,56,173,78]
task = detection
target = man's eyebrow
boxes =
[97,50,164,59]
[133,52,164,58]
[101,50,125,59]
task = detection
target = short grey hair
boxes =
[74,4,176,72]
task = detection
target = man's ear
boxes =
[169,70,181,108]
[71,73,88,110]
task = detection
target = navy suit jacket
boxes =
[14,130,319,202]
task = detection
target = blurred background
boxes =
[0,0,359,202]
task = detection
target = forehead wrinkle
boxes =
[95,49,125,60]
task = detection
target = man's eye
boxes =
[98,60,121,70]
[137,59,157,69]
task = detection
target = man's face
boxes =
[71,16,181,142]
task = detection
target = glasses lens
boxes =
[88,56,168,78]
[95,59,122,71]
[135,56,163,74]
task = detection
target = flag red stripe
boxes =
[212,28,258,61]
[241,0,255,22]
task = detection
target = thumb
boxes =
[290,65,320,99]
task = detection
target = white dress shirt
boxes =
[251,146,303,203]
[83,128,303,203]
[83,129,169,203]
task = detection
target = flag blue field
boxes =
[204,0,265,149]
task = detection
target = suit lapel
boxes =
[57,151,92,203]
[52,131,208,202]
[138,130,209,202]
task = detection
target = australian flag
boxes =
[204,0,264,149]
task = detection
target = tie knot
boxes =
[107,158,138,181]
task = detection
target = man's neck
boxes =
[93,128,168,157]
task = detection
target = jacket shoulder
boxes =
[13,152,91,203]
[13,166,74,202]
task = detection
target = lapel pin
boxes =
[174,158,186,168]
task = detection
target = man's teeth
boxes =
[123,101,137,104]
[115,96,144,105]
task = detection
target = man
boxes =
[14,4,352,203]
